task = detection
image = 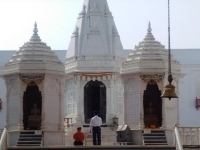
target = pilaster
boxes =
[161,72,168,128]
[58,78,65,130]
[74,79,82,125]
[18,80,26,130]
[138,80,145,129]
[41,81,46,130]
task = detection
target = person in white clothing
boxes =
[89,111,102,145]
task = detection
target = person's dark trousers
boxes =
[92,126,101,145]
[74,141,83,146]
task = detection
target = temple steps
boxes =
[143,130,168,145]
[19,137,42,141]
[84,133,113,146]
[16,131,43,146]
[81,125,117,146]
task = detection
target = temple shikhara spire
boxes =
[66,0,124,60]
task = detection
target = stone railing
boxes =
[178,127,200,146]
[0,128,7,150]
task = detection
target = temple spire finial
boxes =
[144,21,155,41]
[148,21,152,33]
[31,22,41,42]
[33,21,38,34]
[34,21,37,27]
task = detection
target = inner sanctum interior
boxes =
[23,81,42,130]
[84,80,106,124]
[143,80,162,128]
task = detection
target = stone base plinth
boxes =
[43,130,65,146]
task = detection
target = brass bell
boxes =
[161,83,178,100]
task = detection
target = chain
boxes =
[168,0,171,75]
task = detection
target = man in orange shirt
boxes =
[73,127,85,146]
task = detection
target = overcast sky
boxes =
[0,0,199,50]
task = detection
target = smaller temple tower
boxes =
[121,22,181,130]
[4,23,65,146]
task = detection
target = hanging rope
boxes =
[168,0,173,84]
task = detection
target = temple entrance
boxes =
[84,80,106,123]
[23,81,42,130]
[143,80,162,128]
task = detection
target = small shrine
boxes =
[121,22,182,130]
[4,23,65,145]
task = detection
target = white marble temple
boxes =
[0,0,199,146]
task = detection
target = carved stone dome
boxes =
[4,23,64,75]
[121,22,180,74]
[126,22,168,62]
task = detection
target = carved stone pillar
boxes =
[105,79,114,124]
[74,80,82,125]
[138,80,145,129]
[162,73,168,128]
[59,78,65,130]
[18,81,26,130]
[41,81,46,130]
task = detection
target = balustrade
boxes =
[178,127,200,146]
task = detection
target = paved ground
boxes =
[6,145,176,150]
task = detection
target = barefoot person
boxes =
[89,111,102,145]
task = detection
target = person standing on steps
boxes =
[89,111,102,145]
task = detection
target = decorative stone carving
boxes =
[20,74,44,84]
[114,81,124,115]
[47,80,59,94]
[66,80,75,116]
[74,73,116,83]
[140,74,164,81]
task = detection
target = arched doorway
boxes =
[23,81,42,130]
[143,80,162,128]
[84,80,106,123]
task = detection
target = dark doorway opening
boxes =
[23,81,42,130]
[143,80,162,128]
[84,80,106,123]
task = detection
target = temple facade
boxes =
[0,0,199,146]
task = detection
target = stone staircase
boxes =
[84,133,112,146]
[82,125,117,146]
[16,131,43,146]
[143,130,168,145]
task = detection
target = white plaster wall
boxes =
[0,75,6,128]
[179,65,200,126]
